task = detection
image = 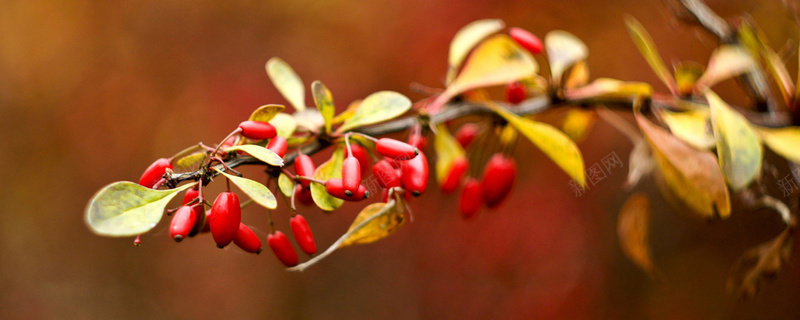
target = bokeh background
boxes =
[3,0,800,319]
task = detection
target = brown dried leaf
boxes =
[617,193,658,276]
[727,229,793,299]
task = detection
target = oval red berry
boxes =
[268,231,298,267]
[233,223,262,254]
[349,143,371,174]
[401,151,428,197]
[267,136,288,158]
[372,159,401,189]
[325,178,369,201]
[170,206,196,242]
[480,154,516,208]
[509,27,543,54]
[238,120,277,140]
[441,157,469,194]
[342,156,361,196]
[209,192,241,248]
[294,154,316,189]
[376,138,418,160]
[138,158,173,189]
[505,81,526,105]
[459,178,482,219]
[290,214,317,255]
[455,124,480,149]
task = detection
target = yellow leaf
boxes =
[755,126,800,164]
[624,16,677,95]
[337,91,411,133]
[248,104,285,122]
[332,99,361,125]
[174,152,206,172]
[434,124,467,185]
[215,169,277,210]
[489,103,586,187]
[673,61,705,96]
[433,35,538,109]
[278,173,294,197]
[706,91,762,190]
[696,46,755,89]
[563,60,590,89]
[269,112,297,138]
[635,111,731,218]
[561,108,595,143]
[224,144,284,166]
[446,19,506,84]
[657,108,715,150]
[498,125,518,146]
[617,193,658,276]
[565,78,652,101]
[341,202,405,247]
[265,57,305,111]
[545,30,588,84]
[310,147,345,211]
[311,81,335,134]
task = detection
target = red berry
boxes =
[342,156,361,197]
[238,120,277,140]
[441,157,469,194]
[459,178,482,219]
[372,159,401,188]
[233,223,262,254]
[267,136,288,158]
[408,132,428,150]
[505,81,526,105]
[294,154,316,189]
[509,27,544,54]
[349,143,371,174]
[294,184,314,205]
[170,206,196,242]
[480,154,517,208]
[376,138,418,160]
[455,123,480,149]
[133,234,142,246]
[268,231,298,267]
[209,192,242,248]
[400,151,428,197]
[325,178,369,201]
[138,158,173,188]
[182,188,205,237]
[290,215,317,255]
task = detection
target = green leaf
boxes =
[624,16,677,95]
[337,91,412,133]
[434,34,538,109]
[545,30,588,84]
[446,19,505,84]
[214,169,277,210]
[488,103,586,186]
[696,45,755,89]
[266,57,306,111]
[657,108,715,150]
[635,110,731,218]
[278,172,294,197]
[85,182,197,236]
[755,126,800,164]
[434,124,467,185]
[310,147,345,211]
[706,91,762,190]
[269,112,297,138]
[225,144,284,167]
[248,104,285,122]
[311,81,336,134]
[340,202,405,247]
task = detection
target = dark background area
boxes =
[2,0,800,319]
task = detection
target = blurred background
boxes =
[2,0,800,319]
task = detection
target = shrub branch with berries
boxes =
[86,0,800,298]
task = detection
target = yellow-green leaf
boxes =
[489,103,586,186]
[174,152,206,172]
[498,124,518,146]
[657,108,715,150]
[311,81,335,134]
[215,169,277,210]
[706,91,762,190]
[266,57,306,111]
[269,112,297,138]
[225,144,284,167]
[561,108,595,143]
[563,60,590,89]
[624,16,677,95]
[341,202,405,247]
[446,19,505,84]
[755,126,800,164]
[248,104,285,122]
[434,124,467,185]
[332,99,361,125]
[337,91,412,133]
[635,111,730,218]
[310,147,345,211]
[433,35,538,109]
[545,30,588,84]
[674,61,705,96]
[696,46,755,89]
[278,173,294,197]
[565,78,652,101]
[617,193,658,276]
[85,181,197,236]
